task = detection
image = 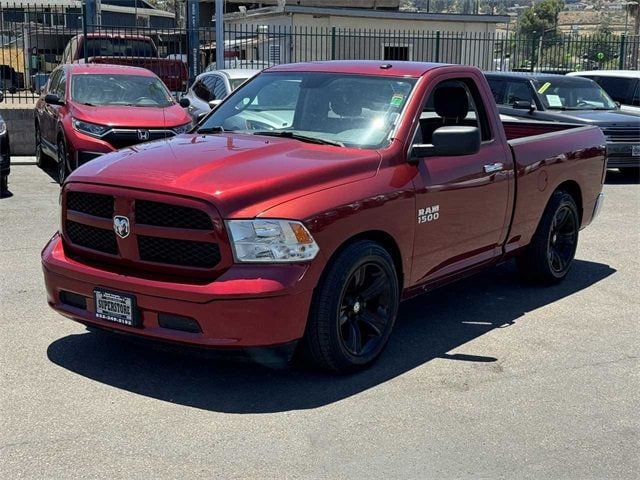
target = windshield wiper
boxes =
[197,126,225,134]
[252,131,344,147]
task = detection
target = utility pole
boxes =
[215,0,224,69]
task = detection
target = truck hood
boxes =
[71,103,191,129]
[68,133,381,218]
[545,109,640,126]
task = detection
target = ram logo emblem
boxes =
[113,216,130,239]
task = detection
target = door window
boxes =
[504,81,534,105]
[416,78,492,145]
[595,76,635,104]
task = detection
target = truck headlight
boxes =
[173,122,192,135]
[226,219,320,263]
[72,118,110,138]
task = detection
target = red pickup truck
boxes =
[41,61,606,373]
[62,33,188,92]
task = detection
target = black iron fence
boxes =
[1,2,638,103]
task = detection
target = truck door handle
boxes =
[484,163,504,173]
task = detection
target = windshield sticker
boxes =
[538,82,551,94]
[546,94,562,107]
[390,94,405,107]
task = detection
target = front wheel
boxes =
[302,240,399,374]
[57,138,69,185]
[0,175,7,197]
[517,190,579,285]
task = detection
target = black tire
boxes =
[302,240,399,374]
[35,124,51,168]
[619,167,639,178]
[517,190,579,285]
[57,138,69,185]
[0,175,7,196]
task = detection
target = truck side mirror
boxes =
[513,100,535,112]
[179,97,190,108]
[44,93,64,106]
[411,126,481,159]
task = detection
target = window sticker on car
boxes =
[390,94,405,107]
[546,94,562,107]
[538,82,551,94]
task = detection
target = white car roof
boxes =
[568,70,640,79]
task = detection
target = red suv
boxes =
[35,64,193,183]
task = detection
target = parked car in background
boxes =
[205,59,274,71]
[0,64,25,93]
[34,64,192,184]
[567,70,640,116]
[485,72,640,173]
[0,93,10,197]
[62,33,189,93]
[182,69,260,121]
[30,73,50,93]
[42,61,606,373]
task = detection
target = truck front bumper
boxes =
[42,233,318,348]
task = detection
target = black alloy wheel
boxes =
[547,204,578,276]
[517,190,579,284]
[338,262,394,357]
[302,240,399,373]
[57,139,69,185]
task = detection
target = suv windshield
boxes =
[533,78,616,110]
[71,74,174,107]
[200,72,416,148]
[86,38,154,57]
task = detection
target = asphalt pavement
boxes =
[1,164,638,479]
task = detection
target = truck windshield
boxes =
[533,78,617,110]
[86,38,155,57]
[71,74,174,107]
[200,72,416,148]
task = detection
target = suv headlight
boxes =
[173,122,192,135]
[72,118,110,138]
[226,219,320,263]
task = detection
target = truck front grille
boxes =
[135,200,213,230]
[138,236,221,268]
[602,127,640,143]
[66,220,118,255]
[63,188,223,277]
[67,191,114,218]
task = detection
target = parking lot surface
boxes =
[1,165,639,479]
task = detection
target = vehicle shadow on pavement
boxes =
[47,259,615,413]
[605,170,640,185]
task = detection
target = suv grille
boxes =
[136,200,213,230]
[602,127,640,143]
[66,220,118,255]
[67,191,114,218]
[138,236,221,268]
[103,130,175,150]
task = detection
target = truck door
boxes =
[409,76,513,284]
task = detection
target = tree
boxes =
[517,0,564,38]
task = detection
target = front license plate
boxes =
[94,289,139,327]
[632,145,640,157]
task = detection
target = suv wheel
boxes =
[35,125,50,168]
[302,240,399,373]
[57,138,69,185]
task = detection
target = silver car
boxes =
[182,69,261,121]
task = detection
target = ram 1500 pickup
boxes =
[42,61,606,373]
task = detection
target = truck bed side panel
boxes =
[505,125,606,254]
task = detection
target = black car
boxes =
[0,93,10,197]
[485,72,640,173]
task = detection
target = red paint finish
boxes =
[42,62,606,349]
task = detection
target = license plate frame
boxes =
[632,145,640,157]
[93,288,140,327]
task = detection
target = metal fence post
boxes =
[435,31,440,62]
[619,34,626,70]
[331,26,336,60]
[82,0,88,62]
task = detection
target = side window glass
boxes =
[47,70,61,95]
[193,80,210,102]
[487,79,506,104]
[505,81,533,105]
[57,72,67,100]
[632,81,640,106]
[213,77,227,100]
[202,75,219,100]
[416,78,491,145]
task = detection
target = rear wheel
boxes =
[517,190,579,284]
[619,167,639,179]
[57,138,69,185]
[35,124,51,168]
[0,175,7,196]
[302,240,399,374]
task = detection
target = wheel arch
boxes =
[554,180,583,224]
[322,230,405,293]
